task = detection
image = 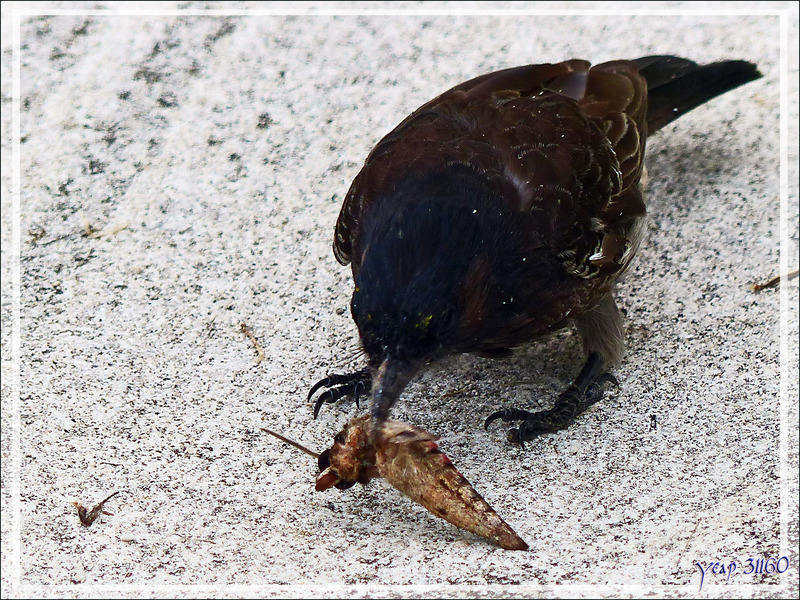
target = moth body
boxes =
[315,415,528,550]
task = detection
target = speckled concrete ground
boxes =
[1,2,798,598]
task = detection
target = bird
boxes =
[307,55,763,445]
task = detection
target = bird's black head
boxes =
[349,164,564,429]
[352,167,487,366]
[350,164,559,374]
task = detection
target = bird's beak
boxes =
[370,357,416,436]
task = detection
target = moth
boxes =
[262,415,528,550]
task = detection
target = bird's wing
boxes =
[333,60,648,282]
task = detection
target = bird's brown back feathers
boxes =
[334,59,650,289]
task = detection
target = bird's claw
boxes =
[484,408,529,430]
[308,369,371,419]
[595,372,619,388]
[485,408,535,448]
[485,372,618,446]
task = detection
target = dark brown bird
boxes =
[308,56,762,444]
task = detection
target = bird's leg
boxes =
[308,369,372,419]
[485,293,623,445]
[485,352,618,444]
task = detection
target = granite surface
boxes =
[1,2,798,598]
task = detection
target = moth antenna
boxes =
[261,427,320,459]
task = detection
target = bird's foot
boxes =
[484,373,618,446]
[308,369,372,418]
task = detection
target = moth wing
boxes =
[379,419,440,444]
[376,430,528,551]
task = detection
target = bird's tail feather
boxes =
[634,55,763,134]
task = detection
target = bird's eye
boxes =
[334,432,345,444]
[318,449,331,472]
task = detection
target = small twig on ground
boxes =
[80,214,130,239]
[81,215,99,237]
[94,222,129,238]
[751,268,799,291]
[27,226,47,244]
[36,233,77,246]
[676,519,702,573]
[73,491,123,526]
[240,322,265,365]
[440,387,468,399]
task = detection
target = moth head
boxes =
[261,418,375,494]
[315,418,375,492]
